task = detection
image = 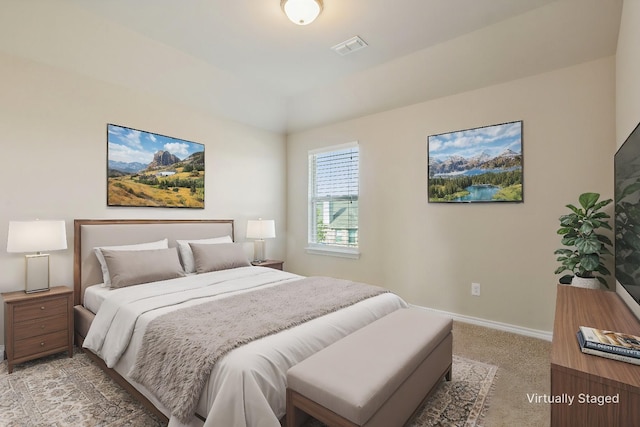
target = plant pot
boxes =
[571,276,602,289]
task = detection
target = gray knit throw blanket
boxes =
[129,276,388,423]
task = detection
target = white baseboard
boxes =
[410,304,553,342]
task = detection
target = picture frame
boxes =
[107,124,205,208]
[427,121,523,203]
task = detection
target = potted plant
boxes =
[554,192,613,288]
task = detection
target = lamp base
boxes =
[253,240,266,263]
[25,254,50,293]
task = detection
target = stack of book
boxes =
[576,326,640,365]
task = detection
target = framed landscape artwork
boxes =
[107,124,205,208]
[427,121,523,203]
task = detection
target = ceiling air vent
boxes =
[331,36,368,56]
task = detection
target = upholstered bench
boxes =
[286,307,452,427]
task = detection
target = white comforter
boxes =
[83,266,408,427]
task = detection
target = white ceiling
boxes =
[0,0,623,133]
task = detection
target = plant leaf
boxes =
[596,276,608,287]
[580,253,599,271]
[592,198,612,211]
[597,234,613,246]
[565,204,580,215]
[596,265,611,276]
[554,248,574,256]
[559,275,573,284]
[579,192,599,210]
[559,214,579,227]
[600,247,612,256]
[597,221,612,231]
[575,236,600,254]
[579,222,594,234]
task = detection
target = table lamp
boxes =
[7,220,67,293]
[246,219,275,262]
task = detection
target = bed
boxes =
[73,219,408,427]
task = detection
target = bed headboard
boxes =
[73,219,235,306]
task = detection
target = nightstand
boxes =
[2,286,73,373]
[251,259,284,271]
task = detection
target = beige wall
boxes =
[0,52,287,344]
[615,0,640,318]
[287,57,616,333]
[1,4,630,348]
[616,0,640,143]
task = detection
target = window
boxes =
[307,142,359,258]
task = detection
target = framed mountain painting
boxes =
[107,124,205,208]
[427,121,523,203]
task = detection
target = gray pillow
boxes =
[189,242,251,273]
[176,235,233,274]
[93,238,169,287]
[101,247,186,288]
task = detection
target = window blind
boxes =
[309,144,359,249]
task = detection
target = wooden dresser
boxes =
[550,285,640,426]
[3,286,74,373]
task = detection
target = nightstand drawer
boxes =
[14,314,67,340]
[14,297,67,322]
[14,329,68,359]
[3,286,74,373]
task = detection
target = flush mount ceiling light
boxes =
[281,0,323,25]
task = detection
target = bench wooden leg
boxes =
[286,388,306,427]
[287,388,359,427]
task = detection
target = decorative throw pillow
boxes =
[101,247,185,288]
[176,235,233,273]
[189,242,251,274]
[94,239,169,287]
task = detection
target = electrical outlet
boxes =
[471,282,481,296]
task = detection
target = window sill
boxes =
[305,245,360,259]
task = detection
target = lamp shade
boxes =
[7,220,67,253]
[281,0,323,25]
[246,219,276,239]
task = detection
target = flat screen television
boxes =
[614,120,640,318]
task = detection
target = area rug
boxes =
[0,352,496,427]
[0,351,164,427]
[407,355,497,427]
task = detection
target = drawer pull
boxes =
[40,306,45,310]
[40,342,45,347]
[40,325,46,329]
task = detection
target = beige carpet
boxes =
[451,321,551,427]
[1,321,548,427]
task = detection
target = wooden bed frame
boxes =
[72,218,235,424]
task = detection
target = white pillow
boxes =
[94,238,169,287]
[176,235,233,273]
